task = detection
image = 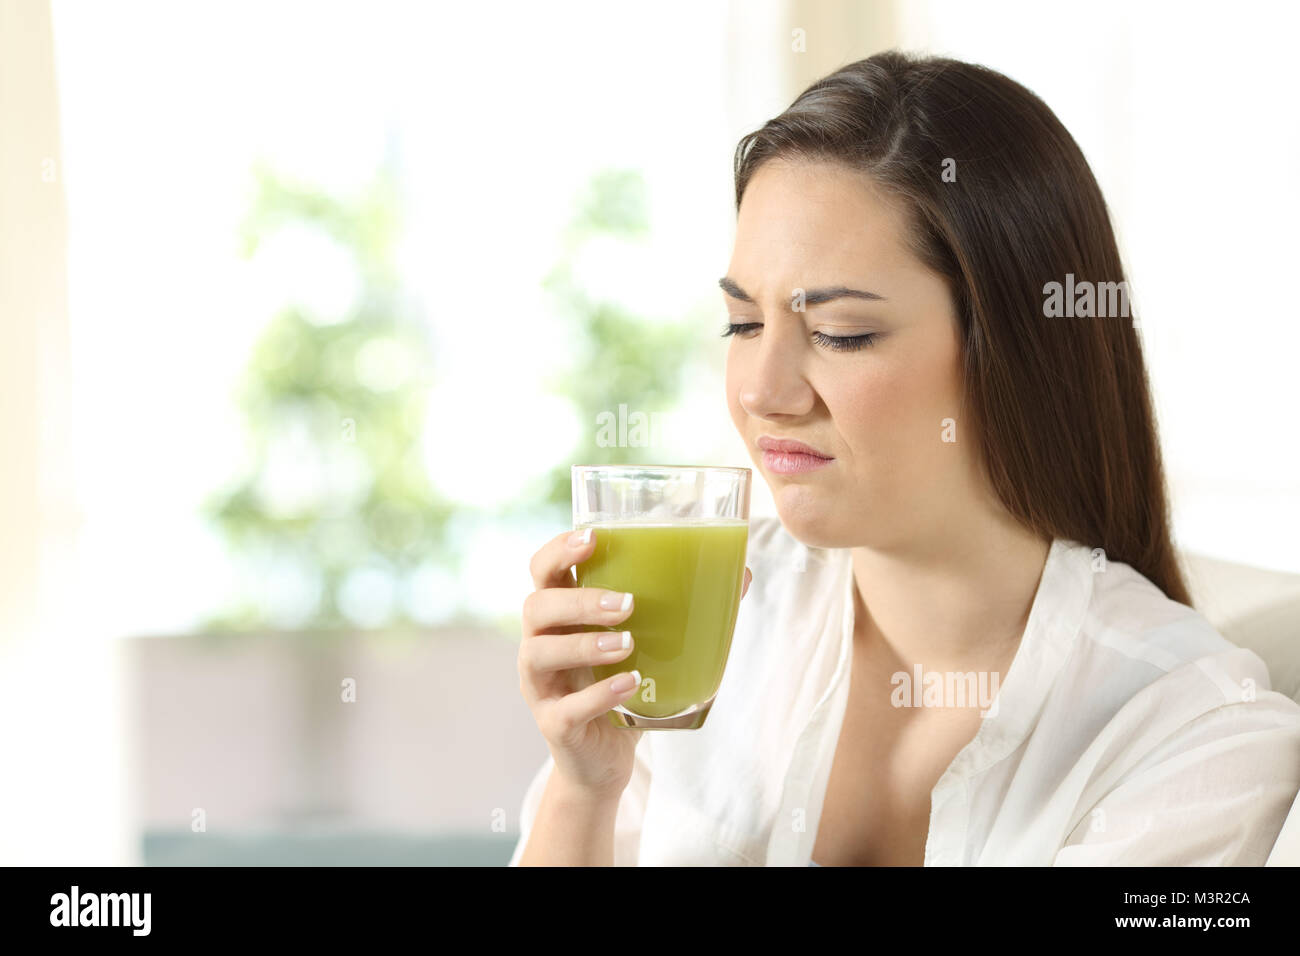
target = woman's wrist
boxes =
[549,770,626,813]
[516,770,623,866]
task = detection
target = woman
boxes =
[509,51,1300,866]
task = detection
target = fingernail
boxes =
[597,631,631,651]
[569,528,593,547]
[599,592,633,611]
[610,669,641,694]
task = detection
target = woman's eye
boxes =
[720,322,879,352]
[811,330,879,351]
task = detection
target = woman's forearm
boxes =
[516,771,622,866]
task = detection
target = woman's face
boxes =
[723,158,982,552]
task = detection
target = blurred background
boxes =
[2,0,1298,865]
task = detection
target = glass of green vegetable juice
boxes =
[571,464,751,730]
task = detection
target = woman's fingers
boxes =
[520,629,635,675]
[540,668,643,744]
[521,581,634,636]
[742,566,752,599]
[528,527,597,592]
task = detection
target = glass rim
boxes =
[571,463,751,477]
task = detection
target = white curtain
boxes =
[0,0,134,865]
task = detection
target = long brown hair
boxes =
[733,50,1191,606]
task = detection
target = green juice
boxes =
[576,520,749,719]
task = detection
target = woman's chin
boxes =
[772,494,849,550]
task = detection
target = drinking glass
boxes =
[571,464,751,730]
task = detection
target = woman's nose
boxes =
[737,338,815,419]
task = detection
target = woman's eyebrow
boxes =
[718,277,886,305]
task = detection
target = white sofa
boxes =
[1180,550,1300,866]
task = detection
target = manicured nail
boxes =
[610,670,641,694]
[569,528,593,547]
[597,631,631,651]
[599,592,633,612]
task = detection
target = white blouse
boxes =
[508,516,1300,866]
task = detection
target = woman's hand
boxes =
[518,527,752,801]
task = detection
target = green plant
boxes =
[202,160,450,632]
[522,169,705,514]
[204,163,713,634]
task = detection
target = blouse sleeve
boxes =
[1052,696,1300,866]
[506,734,653,866]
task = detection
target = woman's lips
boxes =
[756,435,834,474]
[761,449,834,475]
